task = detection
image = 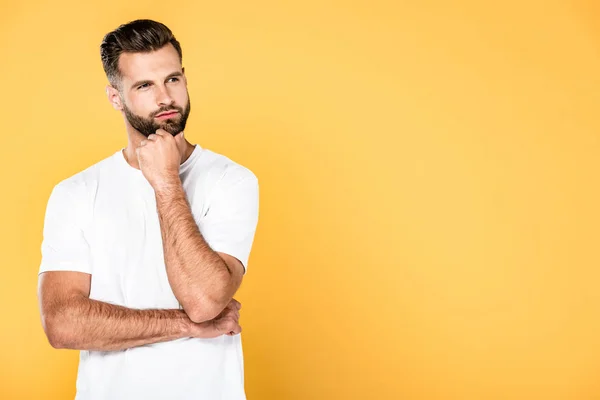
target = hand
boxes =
[213,298,242,336]
[136,129,186,189]
[188,299,242,338]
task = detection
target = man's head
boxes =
[100,19,190,137]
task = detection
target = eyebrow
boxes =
[130,71,184,90]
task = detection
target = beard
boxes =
[122,97,191,137]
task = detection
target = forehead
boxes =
[118,43,181,82]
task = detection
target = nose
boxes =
[155,84,174,106]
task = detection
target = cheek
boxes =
[127,94,155,116]
[173,87,189,107]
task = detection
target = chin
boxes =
[158,124,181,136]
[165,128,183,136]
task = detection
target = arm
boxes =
[136,131,257,323]
[155,181,243,323]
[37,172,241,351]
[38,270,240,351]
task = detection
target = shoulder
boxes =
[53,152,116,193]
[196,148,258,192]
[46,151,120,224]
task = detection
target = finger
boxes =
[230,299,241,309]
[218,317,238,333]
[224,303,235,313]
[147,134,158,141]
[229,318,241,333]
[231,323,242,335]
[223,302,237,313]
[155,129,173,138]
[225,307,238,320]
[225,308,239,320]
[225,321,241,336]
[140,139,149,146]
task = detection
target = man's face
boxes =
[115,44,190,137]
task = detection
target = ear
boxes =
[106,84,123,111]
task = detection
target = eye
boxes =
[168,77,180,83]
[137,83,151,90]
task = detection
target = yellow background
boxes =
[1,1,600,399]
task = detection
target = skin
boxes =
[38,43,245,351]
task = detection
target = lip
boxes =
[155,111,179,119]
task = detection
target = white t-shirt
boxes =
[38,143,259,400]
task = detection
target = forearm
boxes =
[49,295,191,351]
[155,179,231,322]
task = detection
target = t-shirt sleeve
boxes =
[38,182,92,276]
[197,168,259,274]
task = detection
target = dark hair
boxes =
[100,19,182,89]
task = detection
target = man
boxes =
[37,19,259,400]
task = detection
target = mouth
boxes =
[155,111,180,119]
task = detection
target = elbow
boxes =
[42,314,70,349]
[47,333,67,349]
[183,295,227,324]
[185,301,223,324]
[41,305,77,349]
[182,273,232,323]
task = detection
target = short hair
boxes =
[100,19,182,89]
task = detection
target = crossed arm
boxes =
[38,270,242,351]
[38,179,247,351]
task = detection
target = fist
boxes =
[189,299,242,338]
[136,129,186,189]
